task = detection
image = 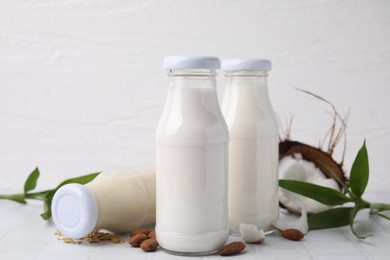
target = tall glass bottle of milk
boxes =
[156,56,229,255]
[221,59,278,234]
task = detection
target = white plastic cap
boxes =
[52,184,98,239]
[222,58,272,71]
[163,56,221,69]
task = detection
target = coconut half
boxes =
[278,90,349,215]
[278,141,347,215]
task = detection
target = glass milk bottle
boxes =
[52,163,156,238]
[221,59,279,234]
[156,56,229,255]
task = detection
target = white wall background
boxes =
[0,0,389,192]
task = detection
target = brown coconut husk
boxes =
[279,140,347,189]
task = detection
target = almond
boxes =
[148,231,156,240]
[281,229,305,241]
[218,242,245,256]
[140,239,158,252]
[129,233,148,247]
[130,228,150,237]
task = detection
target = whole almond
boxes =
[281,229,305,241]
[140,239,158,252]
[130,228,150,237]
[218,242,245,256]
[129,233,148,247]
[148,231,156,240]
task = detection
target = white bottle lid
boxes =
[221,58,272,71]
[163,56,221,69]
[52,184,98,239]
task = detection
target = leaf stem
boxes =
[0,193,27,204]
[27,190,53,198]
[372,211,390,220]
[0,190,52,201]
[0,194,20,200]
[370,203,390,211]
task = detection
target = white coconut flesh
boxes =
[239,223,265,243]
[279,154,340,214]
[273,206,309,234]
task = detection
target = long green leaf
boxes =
[24,167,40,194]
[53,173,99,191]
[279,179,352,206]
[308,207,354,229]
[349,141,369,198]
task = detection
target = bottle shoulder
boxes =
[222,85,278,137]
[156,88,229,145]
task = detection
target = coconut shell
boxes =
[279,140,347,189]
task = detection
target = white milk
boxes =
[156,56,229,255]
[52,163,156,238]
[86,164,156,232]
[221,59,279,234]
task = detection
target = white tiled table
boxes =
[1,191,389,260]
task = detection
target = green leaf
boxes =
[24,167,40,194]
[349,141,369,198]
[308,207,354,229]
[40,198,52,220]
[279,179,352,206]
[53,173,99,191]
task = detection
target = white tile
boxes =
[262,256,313,260]
[41,239,99,254]
[35,252,93,260]
[0,238,48,254]
[0,252,38,260]
[255,234,310,257]
[371,256,390,260]
[315,256,369,260]
[305,241,361,256]
[305,228,350,242]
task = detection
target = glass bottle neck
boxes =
[224,70,268,86]
[222,70,272,114]
[167,69,217,89]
